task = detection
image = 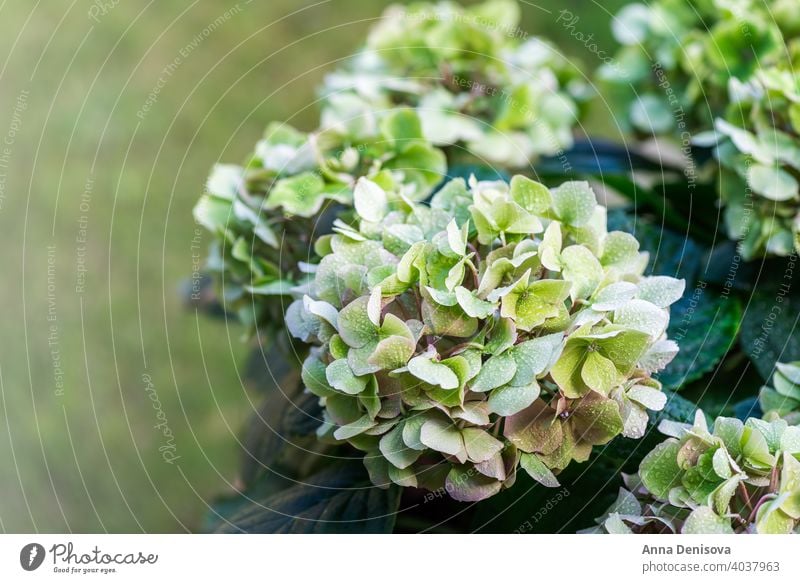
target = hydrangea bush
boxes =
[320,0,589,167]
[193,109,445,334]
[195,0,800,534]
[287,174,683,500]
[586,363,800,534]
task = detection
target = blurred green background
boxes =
[0,0,625,532]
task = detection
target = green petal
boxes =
[519,452,560,487]
[420,417,464,456]
[470,352,517,392]
[551,181,597,227]
[639,439,683,499]
[326,359,369,395]
[747,163,799,201]
[380,107,424,142]
[193,195,232,233]
[334,415,377,440]
[337,297,378,348]
[570,392,624,445]
[510,175,551,214]
[627,384,667,411]
[455,286,497,318]
[597,328,651,373]
[561,245,603,300]
[755,499,795,534]
[407,354,460,389]
[712,417,744,458]
[601,231,641,271]
[580,351,620,395]
[265,172,326,216]
[509,333,563,385]
[637,276,685,308]
[401,415,428,451]
[446,219,468,257]
[503,400,562,455]
[550,341,590,398]
[354,177,388,222]
[592,281,638,311]
[301,353,336,398]
[379,423,423,469]
[682,507,734,534]
[488,382,539,416]
[445,466,502,502]
[368,336,416,370]
[780,453,800,519]
[388,465,418,488]
[614,299,669,338]
[462,428,504,463]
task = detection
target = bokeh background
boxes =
[0,0,627,532]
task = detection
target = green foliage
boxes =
[288,175,683,501]
[319,0,589,167]
[193,110,445,336]
[586,375,800,534]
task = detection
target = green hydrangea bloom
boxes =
[585,395,800,534]
[319,0,589,167]
[289,174,683,501]
[193,109,445,334]
[602,0,800,259]
[601,0,794,136]
[711,64,800,258]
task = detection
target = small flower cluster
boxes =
[193,109,445,334]
[601,0,795,136]
[289,174,683,501]
[319,0,588,167]
[586,365,800,534]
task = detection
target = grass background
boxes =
[0,0,625,532]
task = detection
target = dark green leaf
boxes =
[741,287,800,380]
[656,290,742,389]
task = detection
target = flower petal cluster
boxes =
[192,109,445,333]
[289,174,683,500]
[319,0,588,167]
